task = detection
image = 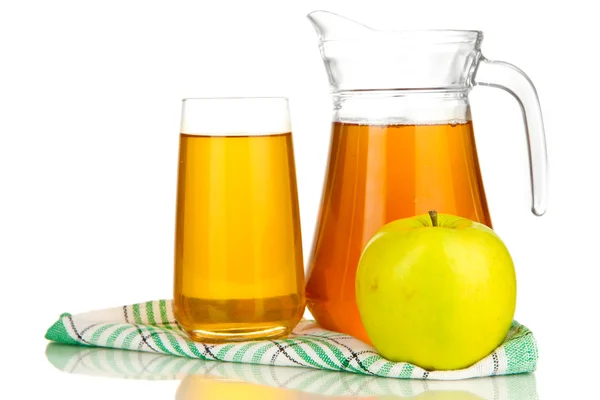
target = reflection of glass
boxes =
[174,98,305,343]
[46,343,539,399]
[176,376,301,400]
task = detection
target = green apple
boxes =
[355,211,516,371]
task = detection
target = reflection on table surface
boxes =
[46,343,538,399]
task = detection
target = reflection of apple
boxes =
[356,211,516,371]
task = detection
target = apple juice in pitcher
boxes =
[305,11,548,343]
[307,119,492,342]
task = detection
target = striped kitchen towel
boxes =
[44,299,538,381]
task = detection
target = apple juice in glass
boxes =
[173,98,305,343]
[304,11,548,344]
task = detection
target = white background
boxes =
[1,0,598,398]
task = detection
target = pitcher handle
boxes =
[474,58,548,216]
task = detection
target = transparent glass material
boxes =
[305,11,548,344]
[174,97,305,342]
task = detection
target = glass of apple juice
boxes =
[173,97,306,343]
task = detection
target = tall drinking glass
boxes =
[173,97,305,342]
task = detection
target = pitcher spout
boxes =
[307,10,375,42]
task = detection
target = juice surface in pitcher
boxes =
[174,133,305,342]
[306,121,491,343]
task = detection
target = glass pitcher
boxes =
[304,11,548,344]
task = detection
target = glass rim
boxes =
[307,11,482,44]
[320,30,482,45]
[182,96,289,102]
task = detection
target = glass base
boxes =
[183,325,291,343]
[174,294,305,343]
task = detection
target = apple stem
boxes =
[428,210,438,227]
